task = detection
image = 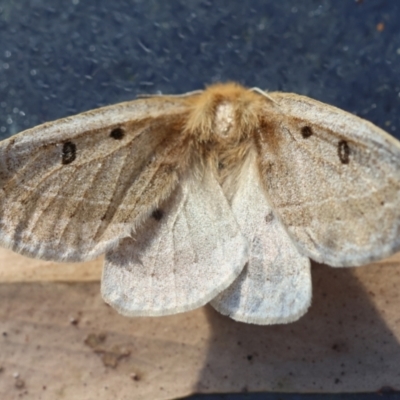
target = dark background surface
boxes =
[1,1,400,399]
[1,0,400,140]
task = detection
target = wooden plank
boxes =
[0,248,101,282]
[0,250,400,399]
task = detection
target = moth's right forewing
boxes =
[102,168,248,317]
[258,93,400,267]
[0,97,191,262]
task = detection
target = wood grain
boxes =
[0,247,101,282]
[1,249,400,399]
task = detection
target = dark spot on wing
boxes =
[152,209,164,221]
[62,141,76,164]
[110,127,125,140]
[338,140,350,164]
[265,212,274,223]
[301,126,313,138]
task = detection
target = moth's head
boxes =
[184,82,263,143]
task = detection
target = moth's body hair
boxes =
[178,83,269,197]
[184,83,264,142]
[1,82,400,325]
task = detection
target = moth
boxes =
[1,82,400,325]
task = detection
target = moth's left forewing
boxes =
[0,97,192,261]
[257,92,400,267]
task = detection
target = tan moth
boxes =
[1,82,400,325]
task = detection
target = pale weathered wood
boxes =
[0,250,400,399]
[0,247,101,282]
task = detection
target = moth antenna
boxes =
[137,90,204,99]
[250,87,279,105]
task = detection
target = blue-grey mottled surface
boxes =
[1,0,400,141]
[1,1,400,399]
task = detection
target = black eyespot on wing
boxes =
[338,140,350,164]
[110,127,125,140]
[301,126,313,138]
[152,209,164,221]
[62,141,76,165]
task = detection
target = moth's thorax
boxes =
[182,83,265,193]
[184,82,264,143]
[214,102,235,139]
